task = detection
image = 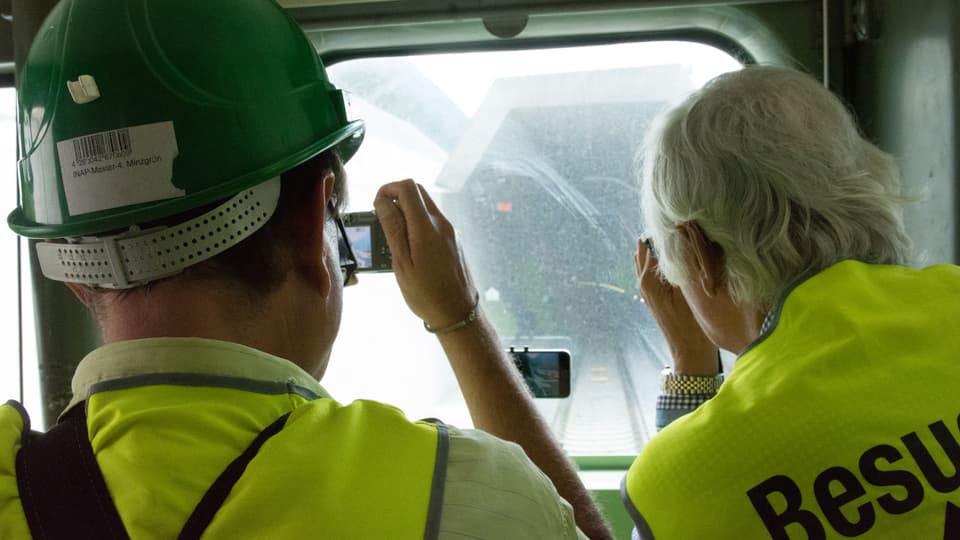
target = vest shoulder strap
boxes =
[178,412,290,540]
[16,404,290,540]
[15,405,130,540]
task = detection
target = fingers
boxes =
[376,179,432,237]
[417,183,442,216]
[375,179,448,273]
[635,238,646,277]
[636,238,656,276]
[374,192,411,272]
[643,241,660,277]
[637,237,669,304]
[418,183,454,232]
[638,237,665,274]
[372,180,474,327]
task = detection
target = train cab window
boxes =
[324,42,740,456]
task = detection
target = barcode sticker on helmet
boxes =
[57,121,184,217]
[71,129,132,164]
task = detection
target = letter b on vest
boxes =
[748,475,826,540]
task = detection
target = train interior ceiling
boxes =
[1,0,958,537]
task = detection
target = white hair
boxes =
[641,65,911,307]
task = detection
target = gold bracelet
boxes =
[660,366,724,395]
[423,293,480,335]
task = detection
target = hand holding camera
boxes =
[636,238,718,375]
[374,180,478,331]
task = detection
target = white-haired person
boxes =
[621,65,960,539]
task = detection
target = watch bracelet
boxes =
[660,371,724,395]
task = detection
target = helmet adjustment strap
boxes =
[35,177,282,289]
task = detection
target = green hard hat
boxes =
[9,0,364,239]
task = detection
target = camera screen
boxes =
[344,226,373,270]
[511,350,570,398]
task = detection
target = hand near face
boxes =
[636,238,719,375]
[374,180,478,329]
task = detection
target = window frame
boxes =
[322,40,743,462]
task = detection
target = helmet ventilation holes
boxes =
[35,177,282,288]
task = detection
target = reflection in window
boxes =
[326,43,740,455]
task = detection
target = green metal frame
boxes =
[297,2,820,71]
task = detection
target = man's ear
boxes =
[65,282,91,307]
[679,222,725,297]
[295,168,337,294]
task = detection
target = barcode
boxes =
[73,129,132,162]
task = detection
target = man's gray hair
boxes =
[641,65,911,307]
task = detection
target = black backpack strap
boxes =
[15,405,130,540]
[177,412,291,540]
[15,401,290,540]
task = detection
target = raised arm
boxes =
[635,239,721,429]
[374,179,610,539]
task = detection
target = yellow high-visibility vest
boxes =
[623,261,960,539]
[2,385,443,539]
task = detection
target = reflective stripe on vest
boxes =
[622,261,960,539]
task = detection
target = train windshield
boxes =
[325,41,741,456]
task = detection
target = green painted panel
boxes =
[737,1,823,73]
[594,488,635,540]
[850,0,959,265]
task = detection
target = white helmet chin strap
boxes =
[36,177,282,289]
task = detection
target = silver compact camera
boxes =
[342,212,393,272]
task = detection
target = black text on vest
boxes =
[746,412,960,539]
